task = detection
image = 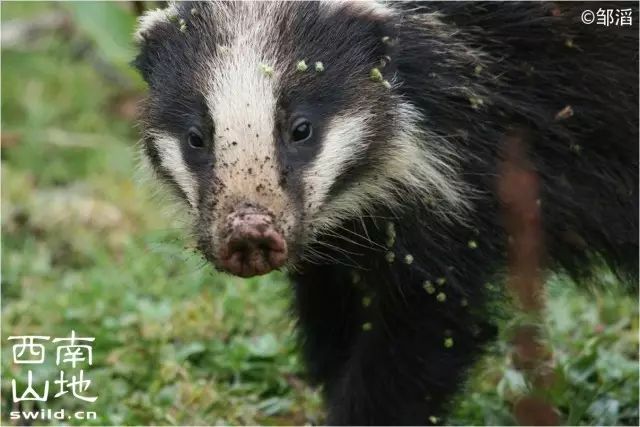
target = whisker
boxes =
[321,229,373,252]
[334,224,385,250]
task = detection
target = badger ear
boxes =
[131,4,179,84]
[133,3,178,45]
[319,0,398,71]
[320,0,398,58]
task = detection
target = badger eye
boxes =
[187,127,204,148]
[291,119,312,143]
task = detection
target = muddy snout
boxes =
[217,206,287,277]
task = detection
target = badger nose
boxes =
[218,207,287,277]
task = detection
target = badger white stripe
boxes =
[153,134,199,209]
[303,101,469,252]
[304,112,373,212]
[201,2,296,239]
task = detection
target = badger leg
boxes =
[292,210,501,425]
[292,263,496,425]
[323,307,493,425]
[291,266,361,388]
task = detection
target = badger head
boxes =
[133,1,465,277]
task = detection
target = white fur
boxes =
[303,101,469,254]
[149,132,200,210]
[304,111,373,212]
[134,4,178,43]
[320,0,395,21]
[202,2,296,236]
[134,143,196,233]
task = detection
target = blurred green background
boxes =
[1,2,638,426]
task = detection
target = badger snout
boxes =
[217,206,287,277]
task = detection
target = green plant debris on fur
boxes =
[259,63,274,77]
[469,96,484,109]
[385,221,396,247]
[362,296,372,307]
[424,281,436,294]
[296,60,308,72]
[351,270,361,284]
[370,67,384,82]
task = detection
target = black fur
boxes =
[135,2,638,425]
[291,2,638,425]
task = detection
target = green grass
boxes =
[1,3,638,425]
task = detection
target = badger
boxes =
[133,1,638,424]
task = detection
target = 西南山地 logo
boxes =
[8,331,98,403]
